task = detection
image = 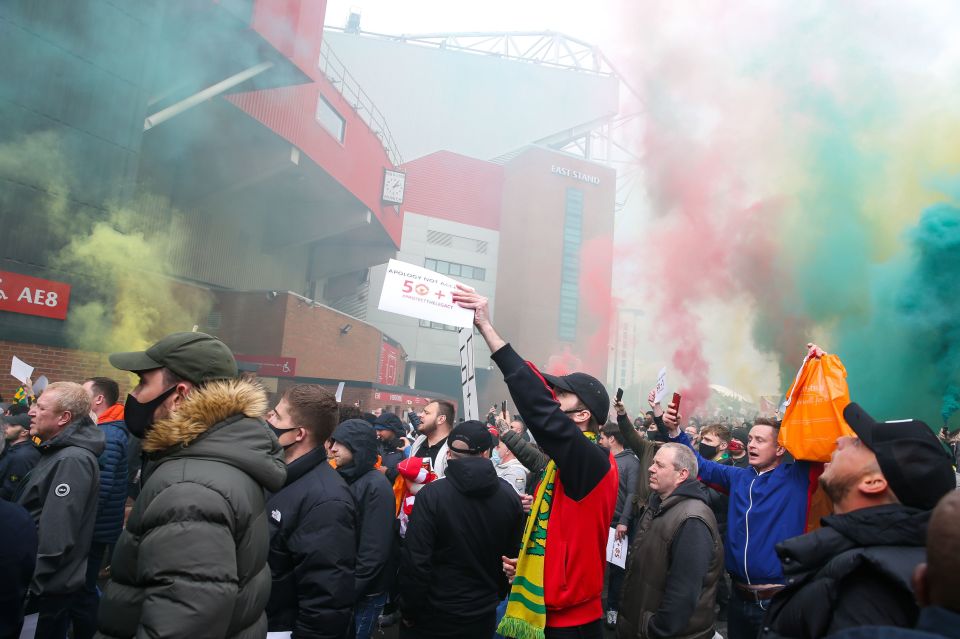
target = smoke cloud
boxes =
[611,0,960,421]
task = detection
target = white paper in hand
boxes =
[10,356,33,385]
[377,259,474,328]
[654,367,668,404]
[334,382,345,403]
[606,527,627,569]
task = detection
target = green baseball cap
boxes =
[109,332,238,385]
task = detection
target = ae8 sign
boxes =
[0,271,71,320]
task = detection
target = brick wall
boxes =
[0,340,132,400]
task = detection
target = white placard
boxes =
[335,382,345,403]
[458,327,480,421]
[654,366,668,404]
[606,527,627,568]
[10,356,33,385]
[377,259,474,328]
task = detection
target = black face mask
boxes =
[124,386,178,439]
[268,424,299,449]
[698,442,719,459]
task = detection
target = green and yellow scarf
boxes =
[497,431,598,639]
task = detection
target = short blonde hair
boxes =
[45,382,91,421]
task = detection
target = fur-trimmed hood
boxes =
[142,378,285,492]
[144,378,268,452]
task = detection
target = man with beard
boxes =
[0,413,39,500]
[97,332,287,639]
[760,403,956,638]
[411,400,455,478]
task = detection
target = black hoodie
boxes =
[332,419,397,598]
[399,455,524,624]
[763,504,929,638]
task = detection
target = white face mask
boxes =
[492,448,502,465]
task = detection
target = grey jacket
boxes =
[500,429,549,477]
[17,415,104,596]
[612,449,642,526]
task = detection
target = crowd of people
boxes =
[0,287,957,639]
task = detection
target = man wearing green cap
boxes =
[96,332,287,639]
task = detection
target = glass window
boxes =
[315,96,345,142]
[448,263,461,276]
[425,258,436,270]
[460,265,474,279]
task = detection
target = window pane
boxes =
[461,265,474,279]
[425,258,436,270]
[448,263,461,276]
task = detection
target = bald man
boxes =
[829,490,960,638]
[762,404,955,638]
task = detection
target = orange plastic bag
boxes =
[779,353,855,462]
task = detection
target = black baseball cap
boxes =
[842,402,955,510]
[1,414,31,429]
[542,372,610,425]
[110,332,238,385]
[448,420,493,455]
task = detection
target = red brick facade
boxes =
[0,340,130,400]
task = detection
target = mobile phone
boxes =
[616,388,624,402]
[501,400,507,414]
[672,392,682,412]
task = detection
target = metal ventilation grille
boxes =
[206,311,223,330]
[427,231,453,247]
[427,231,488,254]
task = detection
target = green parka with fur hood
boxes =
[96,379,287,639]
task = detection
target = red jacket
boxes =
[492,345,618,627]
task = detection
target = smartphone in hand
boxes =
[616,388,624,402]
[671,392,682,412]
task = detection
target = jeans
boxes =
[68,542,107,639]
[354,592,388,639]
[544,619,604,639]
[727,589,769,639]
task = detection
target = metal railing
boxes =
[318,40,404,167]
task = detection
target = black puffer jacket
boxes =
[266,446,356,638]
[762,504,928,638]
[333,419,398,599]
[399,455,524,623]
[97,380,287,639]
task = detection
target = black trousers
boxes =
[544,619,604,639]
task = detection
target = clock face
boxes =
[382,169,406,204]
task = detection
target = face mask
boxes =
[124,387,177,439]
[698,442,719,459]
[492,448,502,465]
[269,424,300,449]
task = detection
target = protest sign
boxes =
[458,327,480,420]
[335,382,345,403]
[377,259,474,328]
[654,366,668,403]
[606,528,627,568]
[10,356,33,385]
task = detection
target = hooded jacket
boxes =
[16,415,104,596]
[332,419,397,599]
[97,379,287,639]
[617,479,723,639]
[762,504,929,638]
[266,446,356,639]
[492,344,619,628]
[0,437,41,501]
[399,455,524,624]
[92,414,129,544]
